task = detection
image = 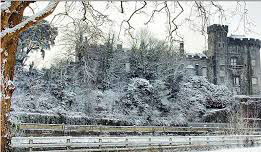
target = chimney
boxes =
[180,42,184,56]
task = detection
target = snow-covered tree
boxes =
[16,19,58,66]
[168,68,235,122]
[129,29,171,80]
[116,78,168,125]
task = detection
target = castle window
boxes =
[251,60,256,66]
[231,46,236,53]
[220,65,225,71]
[195,64,199,75]
[252,50,256,56]
[233,76,240,86]
[236,46,240,53]
[218,42,221,48]
[220,77,224,82]
[231,57,237,65]
[222,42,225,48]
[252,77,257,85]
[220,65,225,77]
[233,46,236,51]
[220,71,225,77]
[220,58,225,65]
[202,67,207,77]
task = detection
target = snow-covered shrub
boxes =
[169,71,235,122]
[11,61,236,126]
[116,78,171,125]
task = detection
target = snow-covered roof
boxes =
[229,34,246,40]
[186,53,208,59]
[186,65,194,69]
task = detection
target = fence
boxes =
[11,135,261,152]
[16,123,261,136]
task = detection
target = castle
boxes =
[75,24,261,95]
[185,24,261,95]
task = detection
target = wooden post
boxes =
[149,138,152,146]
[169,137,172,145]
[99,125,102,135]
[189,137,192,145]
[237,136,240,146]
[222,136,225,146]
[99,138,102,149]
[29,139,33,152]
[125,138,128,148]
[206,137,209,145]
[163,126,165,134]
[62,123,65,136]
[66,138,70,150]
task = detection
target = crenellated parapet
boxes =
[207,24,228,34]
[228,37,260,48]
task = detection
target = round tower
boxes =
[207,24,228,85]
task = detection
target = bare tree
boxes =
[59,18,106,59]
[0,1,250,150]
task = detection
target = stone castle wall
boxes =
[206,24,261,95]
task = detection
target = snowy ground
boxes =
[202,146,261,152]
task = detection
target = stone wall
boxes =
[235,95,261,127]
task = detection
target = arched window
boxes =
[233,76,240,86]
[252,77,258,85]
[230,57,237,66]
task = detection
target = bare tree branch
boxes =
[144,2,167,25]
[1,1,59,39]
[118,1,147,39]
[120,1,124,13]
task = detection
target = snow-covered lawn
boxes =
[204,146,261,152]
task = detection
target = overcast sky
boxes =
[24,1,261,69]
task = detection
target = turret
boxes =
[207,24,229,85]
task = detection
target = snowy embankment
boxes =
[203,146,261,152]
[12,66,236,126]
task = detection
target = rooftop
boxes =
[230,34,246,40]
[186,52,208,59]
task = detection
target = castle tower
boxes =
[207,24,228,85]
[207,24,261,95]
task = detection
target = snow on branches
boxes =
[0,1,59,39]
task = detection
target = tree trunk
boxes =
[1,2,58,151]
[1,38,18,152]
[1,34,19,151]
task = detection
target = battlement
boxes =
[228,37,260,47]
[207,24,228,34]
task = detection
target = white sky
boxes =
[24,1,261,69]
